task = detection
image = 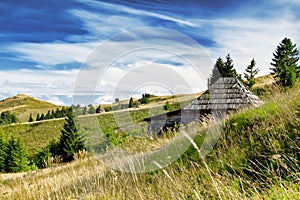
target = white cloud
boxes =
[43,96,66,106]
[95,94,113,104]
[5,42,96,66]
[0,69,78,99]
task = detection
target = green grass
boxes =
[0,120,65,155]
[0,103,173,156]
[0,78,299,199]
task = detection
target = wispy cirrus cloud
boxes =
[75,0,197,27]
[4,42,95,66]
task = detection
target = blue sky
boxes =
[1,0,300,105]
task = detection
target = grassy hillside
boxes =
[0,103,169,155]
[0,94,62,122]
[1,77,299,199]
[0,92,197,155]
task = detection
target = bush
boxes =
[163,101,171,110]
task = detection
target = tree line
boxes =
[29,105,105,122]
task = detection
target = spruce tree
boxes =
[244,58,259,88]
[28,113,34,122]
[128,97,134,108]
[45,110,51,119]
[210,58,223,84]
[5,136,28,172]
[58,108,85,162]
[270,37,299,88]
[210,55,239,85]
[54,108,60,118]
[223,54,238,77]
[36,113,40,121]
[0,133,6,172]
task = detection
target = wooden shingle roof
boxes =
[183,77,263,111]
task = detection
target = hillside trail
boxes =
[0,105,27,113]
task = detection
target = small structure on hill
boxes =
[145,77,263,133]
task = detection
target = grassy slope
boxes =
[0,92,196,155]
[0,103,167,155]
[1,77,300,199]
[0,94,62,122]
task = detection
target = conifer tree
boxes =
[0,133,6,172]
[28,113,34,122]
[45,110,51,119]
[58,108,85,162]
[210,55,239,86]
[128,97,134,108]
[5,136,28,172]
[210,58,223,84]
[36,113,40,121]
[244,58,259,88]
[270,37,299,88]
[54,108,60,118]
[223,54,238,77]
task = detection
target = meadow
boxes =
[0,80,299,199]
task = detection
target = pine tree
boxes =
[244,58,259,88]
[58,108,85,162]
[210,55,239,85]
[40,113,45,120]
[210,57,223,84]
[270,37,299,88]
[45,110,51,119]
[5,136,28,172]
[36,113,40,121]
[54,108,60,118]
[0,133,6,172]
[28,113,34,122]
[128,97,134,108]
[223,54,238,77]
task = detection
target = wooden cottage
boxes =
[145,77,263,133]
